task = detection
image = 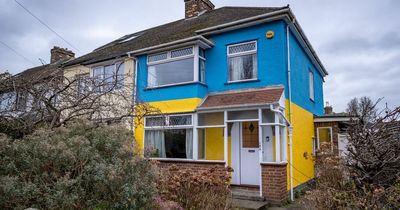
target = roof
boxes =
[64,6,286,66]
[314,112,352,122]
[197,86,284,110]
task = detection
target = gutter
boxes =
[196,7,290,34]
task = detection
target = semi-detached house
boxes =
[63,0,328,203]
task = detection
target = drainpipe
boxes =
[127,53,138,147]
[286,19,295,202]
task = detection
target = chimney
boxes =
[184,0,215,18]
[324,102,333,115]
[50,46,75,63]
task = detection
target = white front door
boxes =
[231,122,260,186]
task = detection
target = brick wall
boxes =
[184,0,215,18]
[261,163,288,203]
[315,121,339,154]
[156,159,226,176]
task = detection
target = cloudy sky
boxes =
[1,0,399,112]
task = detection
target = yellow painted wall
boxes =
[134,98,202,151]
[203,128,231,165]
[285,100,315,190]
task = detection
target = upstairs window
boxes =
[228,41,258,82]
[91,62,124,93]
[309,70,314,101]
[147,46,206,88]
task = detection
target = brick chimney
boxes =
[184,0,215,18]
[50,46,75,63]
[324,102,333,115]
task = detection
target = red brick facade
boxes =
[261,163,288,203]
[156,159,226,176]
[315,121,340,154]
[184,0,215,18]
[157,160,288,204]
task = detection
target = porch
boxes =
[144,87,289,203]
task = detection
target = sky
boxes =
[0,0,399,112]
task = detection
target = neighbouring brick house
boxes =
[314,103,351,156]
[61,0,328,203]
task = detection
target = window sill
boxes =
[224,79,260,85]
[145,81,207,90]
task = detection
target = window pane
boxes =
[228,54,257,81]
[148,58,194,87]
[242,122,259,148]
[78,74,90,95]
[199,59,205,83]
[262,109,275,123]
[169,115,192,126]
[198,128,205,159]
[145,116,166,127]
[309,71,314,100]
[164,129,192,159]
[171,47,193,58]
[116,62,124,89]
[228,110,258,120]
[148,53,167,63]
[198,112,224,126]
[228,42,256,55]
[144,129,193,159]
[93,67,103,92]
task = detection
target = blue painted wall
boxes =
[136,20,325,116]
[287,29,324,116]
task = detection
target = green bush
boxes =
[0,121,156,210]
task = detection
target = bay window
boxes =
[228,41,258,82]
[147,46,206,88]
[144,114,193,159]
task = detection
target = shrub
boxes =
[302,150,400,209]
[0,120,157,210]
[156,164,231,210]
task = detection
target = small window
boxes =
[148,53,168,63]
[169,115,192,126]
[145,116,166,127]
[171,47,193,58]
[228,41,258,82]
[309,71,314,100]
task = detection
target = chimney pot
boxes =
[184,0,215,18]
[50,46,75,63]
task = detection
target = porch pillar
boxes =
[275,113,281,162]
[223,111,228,167]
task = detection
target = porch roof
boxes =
[197,86,284,110]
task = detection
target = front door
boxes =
[231,122,260,186]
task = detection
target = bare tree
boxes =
[0,66,158,138]
[346,96,400,187]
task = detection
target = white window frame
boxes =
[227,40,258,82]
[144,114,194,129]
[90,61,125,93]
[309,70,314,101]
[147,46,205,88]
